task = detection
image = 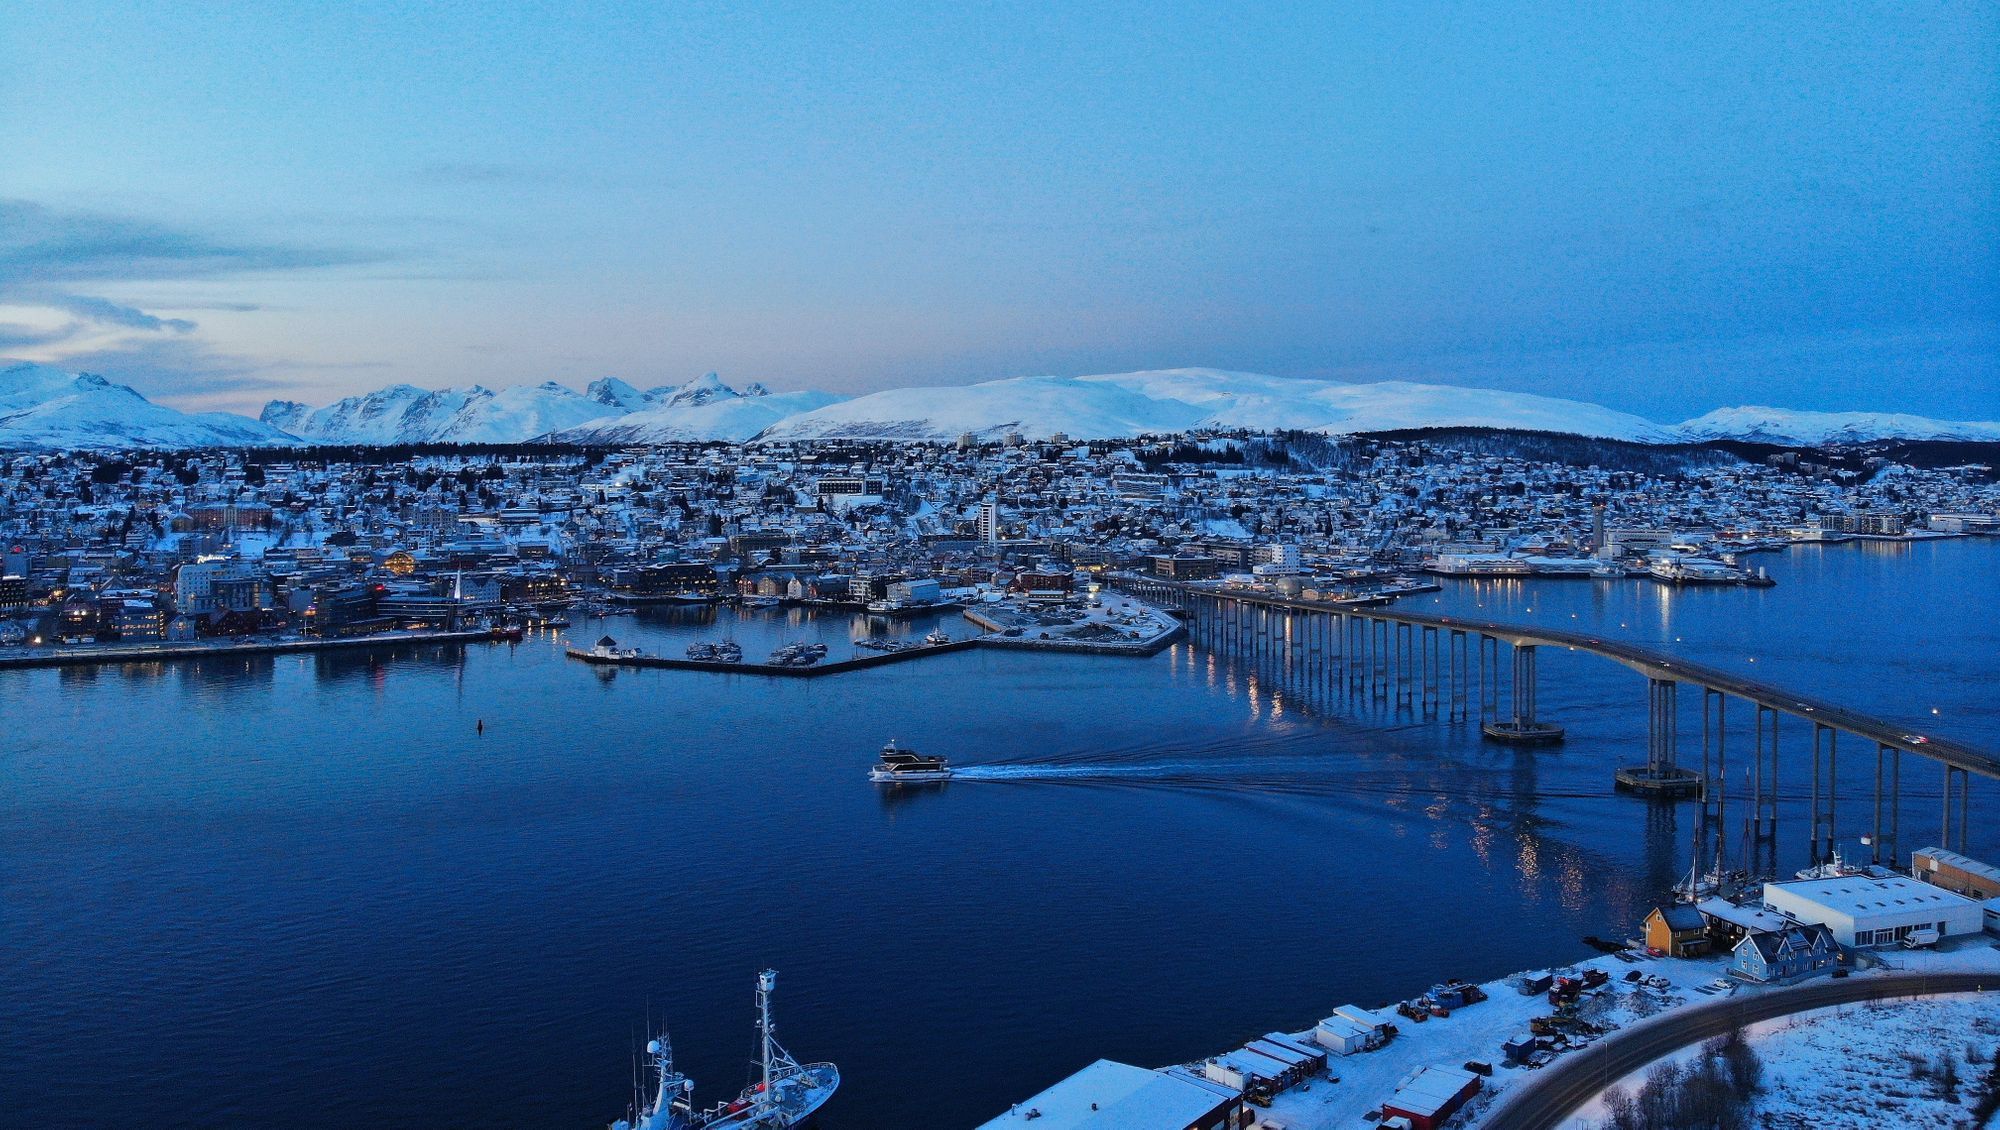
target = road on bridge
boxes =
[1476,971,1996,1130]
[1129,577,2000,782]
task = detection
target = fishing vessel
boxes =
[868,739,952,783]
[611,969,838,1130]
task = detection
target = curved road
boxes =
[1121,577,2000,781]
[1477,972,1996,1130]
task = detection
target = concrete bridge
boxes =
[1109,575,1992,867]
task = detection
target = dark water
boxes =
[2,540,1995,1129]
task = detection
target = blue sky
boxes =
[2,2,1994,420]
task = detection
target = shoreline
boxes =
[0,628,500,670]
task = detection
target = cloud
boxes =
[0,321,83,349]
[0,198,382,287]
[44,293,196,333]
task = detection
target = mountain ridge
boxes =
[3,359,1996,449]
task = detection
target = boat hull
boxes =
[868,768,952,783]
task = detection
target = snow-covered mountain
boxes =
[0,362,294,449]
[265,381,619,444]
[12,359,1999,450]
[548,374,846,444]
[754,368,1681,443]
[1676,406,2000,446]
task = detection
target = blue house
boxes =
[1729,923,1838,983]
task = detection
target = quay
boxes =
[1111,574,2000,866]
[0,627,501,670]
[565,637,979,677]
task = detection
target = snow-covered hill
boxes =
[13,359,2000,450]
[0,362,294,449]
[1676,406,2000,446]
[755,368,1679,443]
[265,381,619,444]
[549,374,846,444]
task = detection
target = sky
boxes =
[1,2,1995,421]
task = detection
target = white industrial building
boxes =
[1761,874,1985,947]
[976,1059,1244,1130]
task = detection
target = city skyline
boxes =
[3,3,1995,420]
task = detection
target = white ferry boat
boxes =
[611,970,838,1130]
[868,739,952,783]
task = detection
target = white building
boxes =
[1761,874,1984,947]
[976,498,1000,544]
[1261,543,1301,571]
[977,1059,1243,1130]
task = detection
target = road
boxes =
[1476,971,1996,1130]
[1119,576,2000,781]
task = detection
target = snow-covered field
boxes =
[1226,940,2000,1130]
[1561,993,2000,1129]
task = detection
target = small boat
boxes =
[868,739,951,783]
[923,628,951,645]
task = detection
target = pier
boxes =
[0,627,501,670]
[565,637,980,677]
[1111,575,1998,866]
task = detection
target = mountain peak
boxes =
[664,372,738,408]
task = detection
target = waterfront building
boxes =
[1380,1064,1482,1130]
[1642,904,1710,957]
[1727,923,1837,983]
[977,1059,1246,1130]
[1910,847,2000,901]
[174,558,276,617]
[1760,874,1984,947]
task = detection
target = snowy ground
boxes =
[1560,993,2000,1129]
[1228,938,2000,1130]
[966,594,1180,651]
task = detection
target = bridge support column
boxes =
[1449,630,1468,722]
[1617,679,1700,796]
[1482,643,1563,745]
[1395,622,1414,707]
[1873,744,1886,866]
[1420,625,1440,715]
[1755,708,1778,838]
[1943,766,1970,853]
[1477,635,1497,724]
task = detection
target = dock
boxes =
[0,628,500,670]
[565,637,981,677]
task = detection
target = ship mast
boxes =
[757,969,776,1114]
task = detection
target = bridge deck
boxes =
[1132,578,2000,781]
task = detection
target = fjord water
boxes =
[2,540,1995,1129]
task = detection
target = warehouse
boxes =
[1761,874,1984,947]
[1380,1064,1482,1130]
[977,1060,1247,1130]
[1912,847,2000,900]
[1315,1015,1378,1056]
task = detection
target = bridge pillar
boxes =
[1873,743,1887,866]
[1449,629,1468,722]
[1616,679,1700,796]
[1481,643,1563,745]
[1395,622,1414,707]
[1943,766,1970,854]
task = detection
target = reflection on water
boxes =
[1,541,1996,1130]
